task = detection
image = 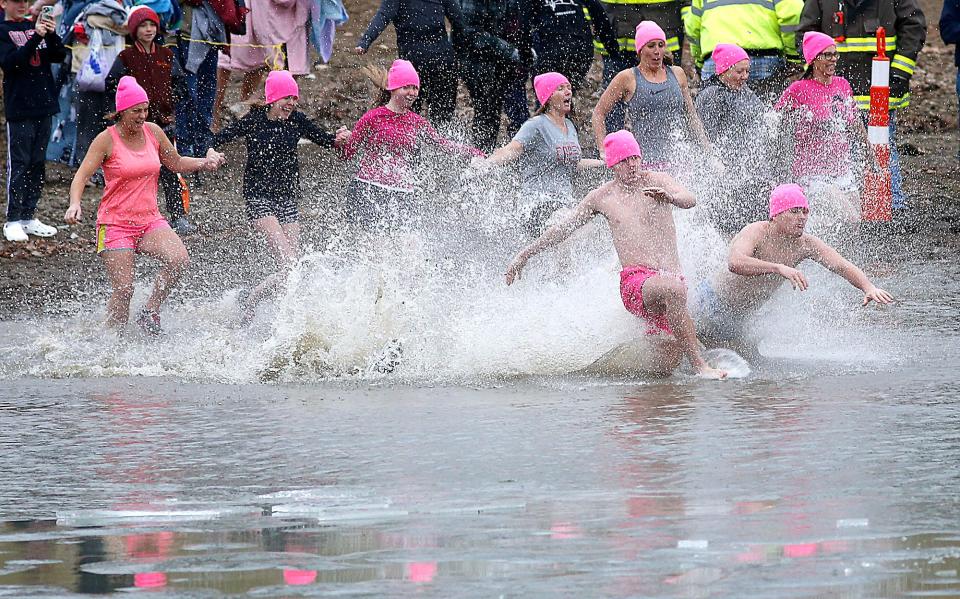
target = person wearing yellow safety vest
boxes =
[683,0,805,99]
[797,0,926,213]
[596,0,690,132]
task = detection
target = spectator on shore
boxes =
[249,0,311,76]
[353,0,465,126]
[942,0,960,161]
[453,0,534,151]
[0,0,66,242]
[211,29,268,132]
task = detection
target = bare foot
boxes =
[696,365,728,380]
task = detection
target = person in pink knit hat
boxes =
[775,31,871,239]
[63,76,227,336]
[208,70,351,324]
[694,42,773,234]
[592,21,712,173]
[695,183,893,355]
[339,60,484,227]
[478,72,604,235]
[504,130,728,379]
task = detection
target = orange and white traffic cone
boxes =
[861,27,892,222]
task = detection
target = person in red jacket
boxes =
[106,6,196,235]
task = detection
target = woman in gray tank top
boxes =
[591,20,711,171]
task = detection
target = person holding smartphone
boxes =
[0,0,65,242]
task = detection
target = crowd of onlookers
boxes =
[1,0,959,247]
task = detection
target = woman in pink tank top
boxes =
[64,76,226,336]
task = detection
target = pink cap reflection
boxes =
[134,572,167,588]
[283,569,318,585]
[406,561,437,583]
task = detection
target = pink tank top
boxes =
[97,125,163,226]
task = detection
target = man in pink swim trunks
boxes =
[505,130,727,379]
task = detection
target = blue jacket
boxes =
[941,0,960,66]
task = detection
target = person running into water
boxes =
[774,32,871,237]
[694,43,774,234]
[591,21,711,171]
[64,76,225,335]
[339,59,484,226]
[478,72,604,234]
[695,183,894,352]
[208,70,351,323]
[504,130,727,379]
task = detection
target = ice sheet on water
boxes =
[55,507,259,526]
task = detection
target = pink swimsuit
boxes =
[95,125,169,253]
[620,265,686,335]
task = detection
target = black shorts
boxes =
[245,196,299,224]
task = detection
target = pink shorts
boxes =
[96,219,170,254]
[619,265,686,335]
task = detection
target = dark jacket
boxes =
[0,20,66,121]
[210,106,335,200]
[106,42,189,127]
[358,0,466,55]
[797,0,926,110]
[941,0,960,66]
[454,0,532,72]
[522,0,620,60]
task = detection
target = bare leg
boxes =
[100,250,136,329]
[212,67,232,133]
[243,217,300,313]
[136,227,190,314]
[642,275,727,379]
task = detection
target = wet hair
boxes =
[362,64,392,107]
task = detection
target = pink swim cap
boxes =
[769,183,809,219]
[387,59,420,90]
[802,31,836,65]
[604,130,642,168]
[115,75,149,112]
[634,21,666,54]
[265,70,299,104]
[713,43,749,74]
[533,72,569,106]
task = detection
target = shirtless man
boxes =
[504,130,727,379]
[696,183,894,350]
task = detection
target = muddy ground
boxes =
[1,0,958,316]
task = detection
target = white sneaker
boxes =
[21,219,57,237]
[3,221,28,242]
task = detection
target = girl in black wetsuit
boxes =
[353,0,466,126]
[209,70,351,322]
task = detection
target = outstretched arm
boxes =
[505,196,597,284]
[150,123,223,173]
[728,224,808,289]
[486,140,524,166]
[808,236,894,305]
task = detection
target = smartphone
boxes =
[39,6,54,21]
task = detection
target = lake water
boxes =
[2,193,959,596]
